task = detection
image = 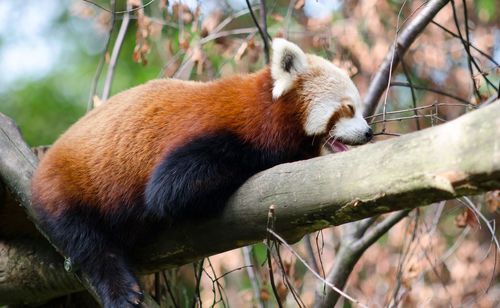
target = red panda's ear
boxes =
[271,39,308,100]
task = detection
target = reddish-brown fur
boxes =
[32,68,312,216]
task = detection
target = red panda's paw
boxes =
[104,291,144,308]
[85,251,144,308]
[100,278,144,308]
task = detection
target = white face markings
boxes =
[270,39,372,146]
[299,55,370,144]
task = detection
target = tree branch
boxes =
[101,1,131,101]
[363,0,450,117]
[1,101,500,304]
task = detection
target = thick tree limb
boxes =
[363,0,450,116]
[1,101,499,304]
[313,210,411,308]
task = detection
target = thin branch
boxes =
[162,271,179,308]
[366,102,475,121]
[430,20,500,67]
[191,259,204,308]
[353,210,410,252]
[266,205,283,308]
[199,27,257,45]
[242,246,265,308]
[450,0,498,95]
[245,0,271,64]
[101,1,131,101]
[268,229,368,308]
[259,0,270,64]
[364,0,450,117]
[315,211,410,308]
[87,0,116,110]
[274,242,307,307]
[450,0,481,102]
[370,114,445,125]
[284,0,296,39]
[399,56,421,130]
[83,0,156,14]
[387,210,420,307]
[390,81,472,105]
[378,0,410,134]
[204,257,227,307]
[154,272,161,303]
[460,197,500,251]
[304,235,320,273]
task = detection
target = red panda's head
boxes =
[270,39,372,152]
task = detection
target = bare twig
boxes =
[259,0,270,64]
[245,0,271,64]
[430,20,500,67]
[284,0,296,38]
[242,246,265,308]
[366,102,475,121]
[388,210,420,307]
[83,0,156,14]
[304,235,320,273]
[450,0,481,102]
[315,211,410,308]
[353,211,410,252]
[274,242,306,307]
[265,205,283,308]
[460,197,500,251]
[390,81,472,105]
[154,272,161,303]
[378,0,410,133]
[192,259,204,308]
[204,258,227,307]
[199,27,257,45]
[162,270,179,308]
[450,0,498,96]
[101,1,131,100]
[268,229,368,308]
[399,57,421,130]
[370,114,445,125]
[364,0,450,117]
[87,0,116,110]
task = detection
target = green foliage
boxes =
[1,77,86,146]
[476,0,496,21]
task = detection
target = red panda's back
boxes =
[32,79,223,215]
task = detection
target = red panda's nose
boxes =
[365,128,373,142]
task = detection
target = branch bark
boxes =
[363,0,450,116]
[1,101,499,304]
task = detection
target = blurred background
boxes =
[0,0,499,307]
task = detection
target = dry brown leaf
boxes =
[485,190,500,213]
[201,10,223,37]
[455,207,478,228]
[260,282,270,302]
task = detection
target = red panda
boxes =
[31,39,372,307]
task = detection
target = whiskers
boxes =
[322,133,337,149]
